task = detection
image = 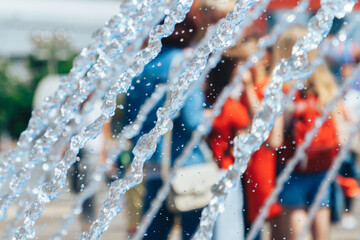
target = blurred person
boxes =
[206,55,251,240]
[324,38,360,228]
[335,61,360,229]
[124,39,204,240]
[275,26,340,240]
[123,1,204,239]
[122,1,240,239]
[205,30,283,239]
[239,34,283,240]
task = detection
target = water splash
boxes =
[193,0,356,239]
[1,103,88,237]
[116,0,307,238]
[53,57,187,240]
[1,0,357,239]
[105,30,220,240]
[247,17,360,240]
[11,0,190,239]
[93,29,221,240]
[0,0,170,224]
[9,1,179,240]
[49,91,115,240]
[52,83,170,240]
[53,1,207,238]
[80,0,256,239]
[108,21,217,165]
[0,0,147,186]
[52,37,200,239]
[133,2,313,237]
[47,5,183,235]
[131,50,221,240]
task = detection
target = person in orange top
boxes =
[206,53,251,239]
[239,35,284,240]
[209,97,251,169]
[273,26,340,240]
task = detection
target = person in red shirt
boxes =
[239,35,284,240]
[206,33,284,239]
[206,51,251,239]
[209,95,251,169]
[206,38,258,171]
[273,26,340,240]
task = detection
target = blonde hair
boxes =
[201,0,236,12]
[306,64,338,106]
[270,26,308,73]
[270,25,337,106]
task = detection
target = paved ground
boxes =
[1,183,360,240]
[0,188,128,240]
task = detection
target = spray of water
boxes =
[51,82,170,240]
[1,0,358,239]
[130,49,221,240]
[52,3,217,238]
[10,1,193,239]
[193,1,356,239]
[0,0,170,225]
[1,84,109,239]
[112,1,280,239]
[79,0,260,239]
[9,1,185,239]
[133,1,313,238]
[100,31,222,240]
[0,0,152,186]
[246,18,360,240]
[1,197,29,240]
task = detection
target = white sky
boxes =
[0,0,120,57]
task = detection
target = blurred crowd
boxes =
[1,0,360,240]
[116,1,360,239]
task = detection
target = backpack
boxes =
[279,93,339,173]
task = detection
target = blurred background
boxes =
[2,0,360,149]
[0,0,120,149]
[1,0,360,239]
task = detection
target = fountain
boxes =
[0,0,359,239]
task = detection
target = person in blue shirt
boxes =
[123,4,208,237]
[124,45,206,240]
[124,40,206,239]
[123,0,239,238]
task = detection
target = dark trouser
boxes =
[339,152,359,212]
[244,222,261,240]
[70,157,96,223]
[242,178,261,240]
[142,179,202,240]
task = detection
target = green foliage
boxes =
[27,55,48,88]
[0,61,33,139]
[58,53,77,74]
[0,53,76,139]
